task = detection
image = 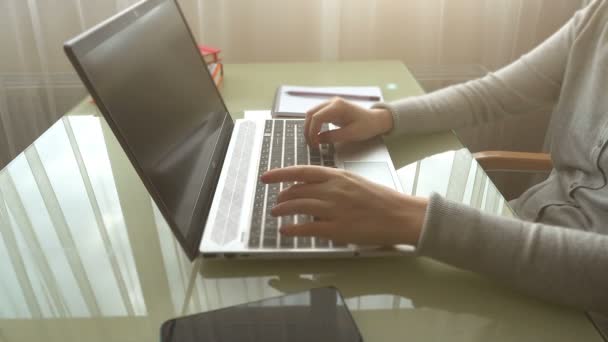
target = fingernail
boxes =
[260,172,270,183]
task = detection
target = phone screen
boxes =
[160,287,363,342]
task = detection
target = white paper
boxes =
[275,85,384,117]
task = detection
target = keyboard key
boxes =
[249,235,260,248]
[294,215,312,248]
[251,212,262,226]
[297,152,308,165]
[263,236,278,248]
[280,236,295,248]
[282,215,294,225]
[298,237,312,248]
[264,224,278,242]
[297,214,310,223]
[250,120,338,250]
[265,216,278,227]
[316,238,330,248]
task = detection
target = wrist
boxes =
[372,108,394,135]
[396,195,428,245]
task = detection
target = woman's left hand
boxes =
[261,166,428,246]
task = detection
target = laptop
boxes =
[64,0,411,260]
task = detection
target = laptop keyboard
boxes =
[249,120,338,249]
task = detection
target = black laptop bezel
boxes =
[64,0,234,260]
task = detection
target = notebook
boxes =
[272,85,384,118]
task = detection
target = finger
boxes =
[304,100,332,144]
[317,125,358,144]
[271,198,332,217]
[261,165,337,184]
[304,110,313,145]
[308,100,345,147]
[277,183,329,203]
[280,222,334,238]
[308,109,336,147]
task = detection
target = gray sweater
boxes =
[376,0,608,314]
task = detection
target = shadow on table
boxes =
[198,256,575,318]
[196,257,597,341]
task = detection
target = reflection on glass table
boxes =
[0,116,145,319]
[0,114,199,341]
[161,287,362,342]
[398,149,514,217]
[0,107,601,342]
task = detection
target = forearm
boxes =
[376,66,559,136]
[417,193,608,315]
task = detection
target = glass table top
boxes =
[0,61,601,341]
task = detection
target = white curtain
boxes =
[0,0,586,168]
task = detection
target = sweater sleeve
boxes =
[374,3,594,137]
[418,193,608,315]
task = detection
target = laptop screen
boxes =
[65,0,233,258]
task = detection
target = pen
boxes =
[286,90,381,102]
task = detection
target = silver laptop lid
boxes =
[64,0,233,260]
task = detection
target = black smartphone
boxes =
[160,287,363,342]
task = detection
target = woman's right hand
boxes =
[304,98,394,148]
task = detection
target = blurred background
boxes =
[0,0,588,179]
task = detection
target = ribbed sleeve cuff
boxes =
[416,192,528,276]
[416,193,481,267]
[372,95,446,137]
[371,102,402,138]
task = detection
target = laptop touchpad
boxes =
[343,161,396,190]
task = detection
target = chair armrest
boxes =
[473,151,553,172]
